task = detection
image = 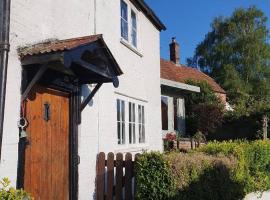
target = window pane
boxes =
[129,123,132,144]
[129,102,136,144]
[142,125,145,143]
[121,0,128,40]
[121,0,128,20]
[142,106,145,124]
[131,30,137,47]
[131,11,137,47]
[117,99,125,145]
[139,124,142,143]
[118,122,121,144]
[122,122,125,144]
[133,104,135,122]
[138,105,141,123]
[121,100,125,121]
[117,100,120,121]
[161,96,168,130]
[131,11,137,29]
[133,124,136,144]
[121,20,128,40]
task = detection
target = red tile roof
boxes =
[161,59,226,94]
[19,34,102,58]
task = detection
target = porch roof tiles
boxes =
[18,35,102,58]
[161,59,226,94]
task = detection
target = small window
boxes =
[131,10,137,47]
[120,0,128,41]
[138,105,145,143]
[161,96,168,130]
[117,99,125,144]
[129,102,136,144]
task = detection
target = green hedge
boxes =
[199,140,270,194]
[135,152,175,200]
[135,140,270,200]
[0,178,32,200]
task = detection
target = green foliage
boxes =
[185,80,224,136]
[199,140,270,194]
[185,80,221,108]
[135,152,175,200]
[166,152,242,200]
[0,178,32,200]
[207,113,262,141]
[193,6,270,116]
[135,141,270,200]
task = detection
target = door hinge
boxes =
[75,155,80,165]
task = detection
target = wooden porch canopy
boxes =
[18,34,123,110]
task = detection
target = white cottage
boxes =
[0,0,166,199]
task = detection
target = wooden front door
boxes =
[24,85,70,200]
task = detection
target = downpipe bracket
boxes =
[0,42,10,51]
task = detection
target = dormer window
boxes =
[120,0,138,49]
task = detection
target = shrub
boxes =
[199,140,270,194]
[0,178,32,199]
[185,80,224,136]
[166,152,242,200]
[135,141,270,200]
[135,152,175,200]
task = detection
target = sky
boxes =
[145,0,270,65]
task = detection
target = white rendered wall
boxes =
[0,0,163,199]
[79,0,162,198]
[0,0,95,187]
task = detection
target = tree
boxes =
[185,80,224,136]
[191,6,270,116]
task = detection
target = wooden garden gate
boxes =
[96,152,139,200]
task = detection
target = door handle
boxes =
[44,103,51,121]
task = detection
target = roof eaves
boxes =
[131,0,166,31]
[161,78,201,93]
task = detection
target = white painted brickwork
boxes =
[0,0,162,199]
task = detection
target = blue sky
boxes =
[145,0,270,65]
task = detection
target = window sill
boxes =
[120,38,143,57]
[115,144,149,154]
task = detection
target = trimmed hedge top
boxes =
[135,140,270,200]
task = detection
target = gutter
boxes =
[161,78,201,93]
[0,0,11,159]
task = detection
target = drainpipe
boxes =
[0,0,11,159]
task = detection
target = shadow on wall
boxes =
[81,85,94,107]
[175,163,245,200]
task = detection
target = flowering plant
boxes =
[164,132,177,141]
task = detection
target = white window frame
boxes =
[120,0,139,49]
[116,94,148,150]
